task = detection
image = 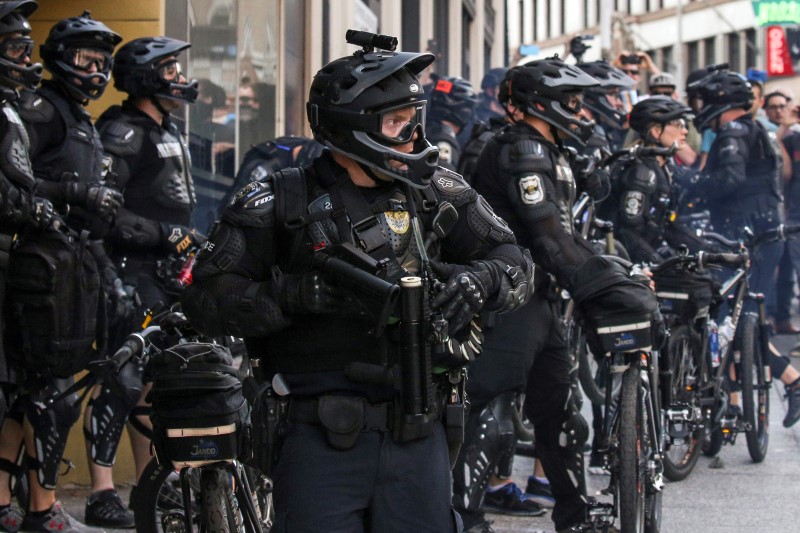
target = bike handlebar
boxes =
[651,250,746,273]
[600,142,679,169]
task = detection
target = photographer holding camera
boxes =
[612,50,660,93]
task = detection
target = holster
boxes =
[288,395,392,451]
[250,386,288,477]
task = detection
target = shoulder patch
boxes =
[437,141,454,164]
[519,174,545,205]
[623,191,644,216]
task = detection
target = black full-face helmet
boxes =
[577,60,635,129]
[629,95,692,143]
[40,11,121,100]
[427,74,478,130]
[690,69,752,131]
[113,37,199,103]
[506,57,600,143]
[307,33,438,188]
[0,0,42,90]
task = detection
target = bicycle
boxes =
[651,248,744,480]
[584,307,664,533]
[97,309,273,533]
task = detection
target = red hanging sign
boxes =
[766,25,794,77]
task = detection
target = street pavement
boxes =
[47,334,800,533]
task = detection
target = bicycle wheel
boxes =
[662,326,704,481]
[512,392,535,443]
[200,467,240,533]
[739,313,769,463]
[133,458,198,533]
[701,425,723,457]
[618,364,645,533]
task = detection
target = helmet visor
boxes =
[157,59,184,82]
[68,48,113,73]
[369,102,426,146]
[0,37,33,64]
[561,91,585,114]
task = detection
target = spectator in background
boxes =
[474,67,508,123]
[612,50,660,94]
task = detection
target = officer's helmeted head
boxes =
[427,74,478,132]
[506,57,600,144]
[112,37,199,105]
[577,60,636,130]
[40,11,121,101]
[629,95,692,145]
[689,69,752,131]
[307,31,438,189]
[0,0,42,91]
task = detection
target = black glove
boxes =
[31,197,54,230]
[277,271,348,314]
[160,223,204,255]
[431,260,492,335]
[65,182,123,219]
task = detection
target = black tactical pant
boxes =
[270,419,457,533]
[524,295,588,531]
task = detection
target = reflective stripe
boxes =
[166,423,237,438]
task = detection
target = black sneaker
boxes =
[784,381,800,428]
[481,482,546,516]
[524,476,555,508]
[0,505,23,533]
[20,501,104,533]
[85,489,135,529]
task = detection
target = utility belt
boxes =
[286,394,444,451]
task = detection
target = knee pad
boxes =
[558,390,589,493]
[452,392,517,510]
[23,392,80,489]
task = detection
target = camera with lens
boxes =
[569,34,593,61]
[621,54,642,65]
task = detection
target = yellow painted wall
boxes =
[28,0,165,488]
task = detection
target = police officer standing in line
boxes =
[10,13,127,528]
[0,0,98,532]
[91,36,201,510]
[182,32,534,532]
[425,74,477,171]
[574,60,635,153]
[471,58,662,533]
[691,69,800,428]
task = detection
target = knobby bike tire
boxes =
[511,392,536,443]
[618,364,645,533]
[133,457,205,533]
[200,467,240,533]
[662,326,704,481]
[739,313,769,463]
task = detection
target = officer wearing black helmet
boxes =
[475,67,508,123]
[691,69,800,428]
[575,60,635,152]
[182,31,533,532]
[614,96,708,264]
[426,74,478,171]
[15,11,128,528]
[87,36,200,518]
[471,58,662,533]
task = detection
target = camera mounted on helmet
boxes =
[40,11,121,100]
[0,0,42,91]
[307,30,439,189]
[506,56,600,144]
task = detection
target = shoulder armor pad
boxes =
[430,168,475,207]
[16,91,55,123]
[98,119,144,156]
[719,120,747,136]
[222,179,277,228]
[624,164,657,191]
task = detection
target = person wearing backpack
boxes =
[93,36,202,517]
[182,31,534,532]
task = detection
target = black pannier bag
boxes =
[6,228,102,378]
[653,268,716,321]
[148,342,250,468]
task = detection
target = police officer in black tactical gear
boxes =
[182,31,534,533]
[426,74,478,171]
[221,135,325,209]
[614,96,707,264]
[9,12,126,527]
[691,69,800,428]
[471,59,662,533]
[90,36,200,519]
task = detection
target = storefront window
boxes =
[167,0,280,233]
